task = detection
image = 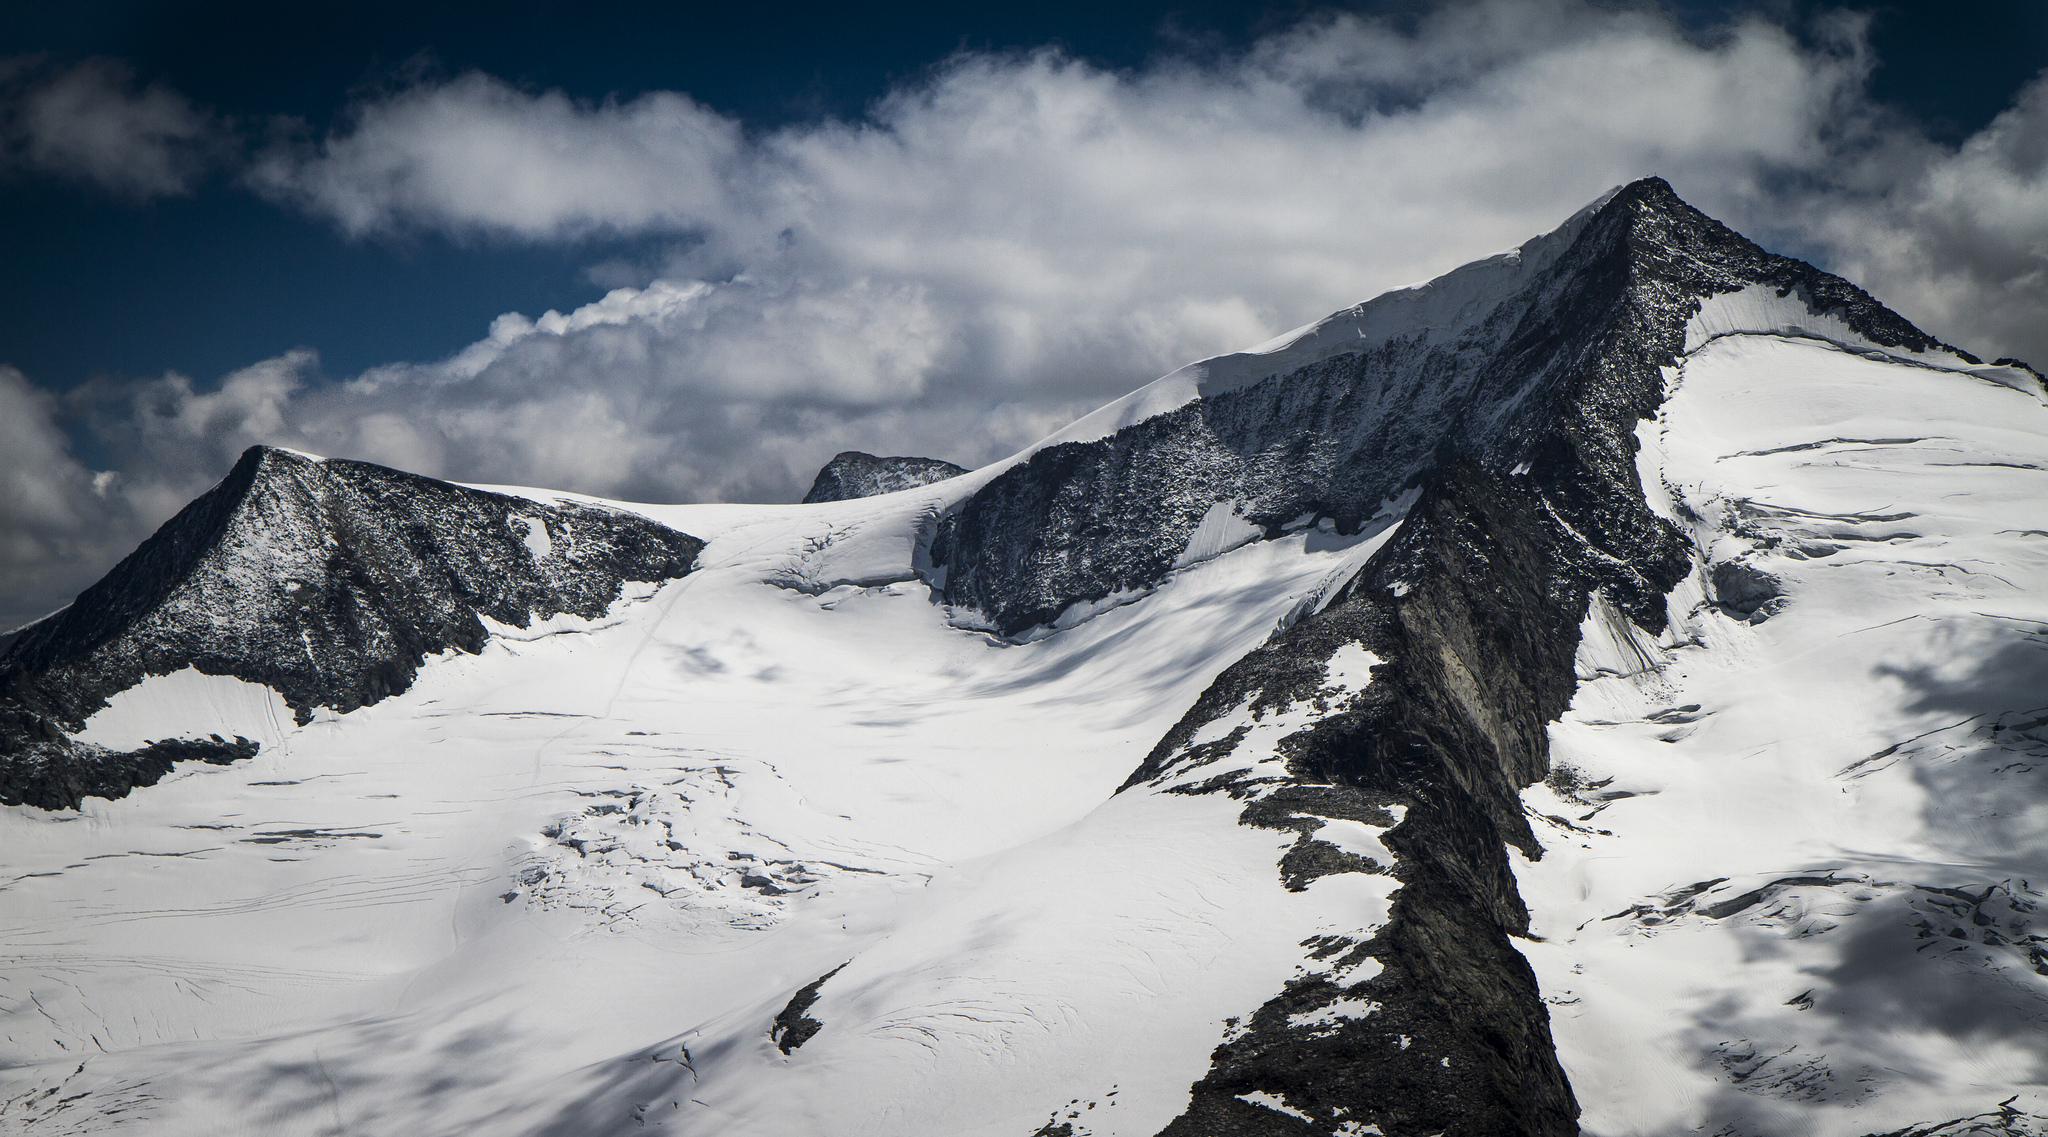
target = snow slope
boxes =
[5,178,2045,1137]
[1521,331,2048,1136]
[0,475,1406,1135]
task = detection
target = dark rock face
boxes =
[801,451,967,504]
[933,178,1961,638]
[1100,178,1963,1135]
[0,704,259,812]
[769,964,845,1054]
[1139,458,1681,1137]
[0,446,703,809]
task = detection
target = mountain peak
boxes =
[9,181,2047,1137]
[928,179,1974,637]
[4,449,706,731]
[0,451,705,807]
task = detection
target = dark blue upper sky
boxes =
[3,0,2044,392]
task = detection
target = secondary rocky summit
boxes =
[801,450,967,503]
[0,447,703,809]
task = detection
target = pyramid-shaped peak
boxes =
[1137,173,1947,409]
[0,448,704,746]
[933,178,1974,636]
[1612,174,1681,206]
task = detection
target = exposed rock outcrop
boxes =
[802,451,967,503]
[769,964,846,1054]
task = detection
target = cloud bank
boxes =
[5,0,2047,628]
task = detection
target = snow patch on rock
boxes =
[76,667,296,752]
[514,515,553,561]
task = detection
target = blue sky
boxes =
[2,0,2046,628]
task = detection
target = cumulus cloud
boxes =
[246,74,740,237]
[13,0,2048,623]
[1798,70,2048,373]
[0,56,226,196]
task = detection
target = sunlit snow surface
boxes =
[7,302,2048,1135]
[0,477,1400,1135]
[1521,332,2048,1136]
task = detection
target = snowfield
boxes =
[1524,331,2048,1136]
[0,472,1406,1135]
[5,180,2048,1137]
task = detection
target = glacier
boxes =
[2,178,2046,1137]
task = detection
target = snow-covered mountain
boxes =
[0,447,702,811]
[4,178,2047,1137]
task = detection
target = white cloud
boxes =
[0,57,224,197]
[14,0,2048,623]
[1796,70,2048,372]
[246,72,741,238]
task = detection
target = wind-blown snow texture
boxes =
[5,179,2046,1137]
[801,451,968,503]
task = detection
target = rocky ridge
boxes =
[1086,178,1971,1135]
[929,178,1962,639]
